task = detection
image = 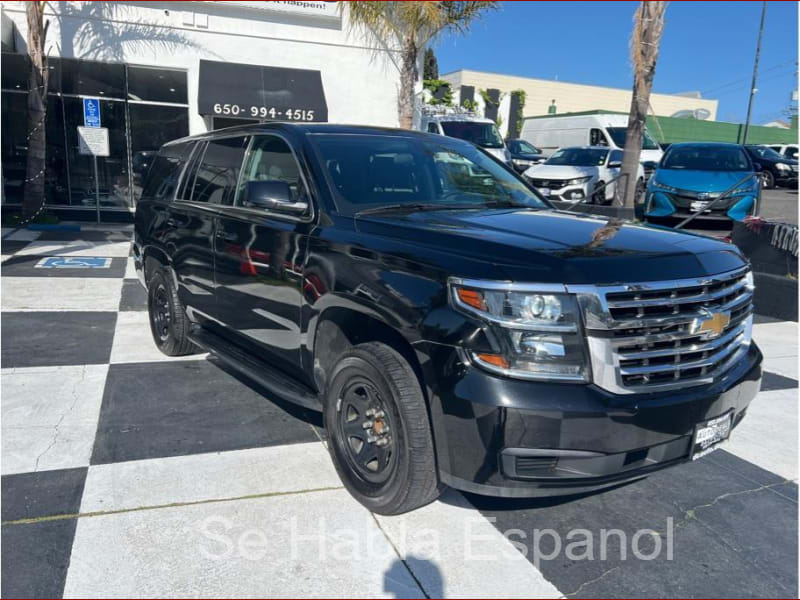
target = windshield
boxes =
[311,134,548,217]
[440,121,504,149]
[746,145,785,160]
[509,140,540,154]
[546,147,608,166]
[662,146,752,171]
[606,127,660,150]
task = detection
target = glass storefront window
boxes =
[1,53,189,211]
[127,66,188,104]
[129,103,189,202]
[63,97,130,209]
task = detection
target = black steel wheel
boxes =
[324,342,441,515]
[147,268,199,356]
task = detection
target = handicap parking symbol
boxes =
[35,257,111,269]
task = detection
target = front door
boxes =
[213,134,314,380]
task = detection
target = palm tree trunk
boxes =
[398,36,418,129]
[22,2,49,219]
[618,1,667,209]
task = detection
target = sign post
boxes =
[80,98,105,223]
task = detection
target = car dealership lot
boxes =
[1,225,797,599]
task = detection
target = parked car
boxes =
[506,138,546,173]
[744,144,798,189]
[135,124,761,515]
[767,143,798,161]
[523,145,644,204]
[644,142,760,223]
[419,108,511,164]
[519,111,663,177]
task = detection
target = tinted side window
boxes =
[609,150,623,164]
[427,122,439,134]
[787,147,798,160]
[192,136,249,204]
[237,135,307,208]
[140,142,192,202]
[176,142,204,201]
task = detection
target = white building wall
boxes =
[443,69,719,121]
[1,0,401,131]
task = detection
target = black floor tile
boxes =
[119,279,147,311]
[1,240,32,254]
[91,359,318,465]
[761,370,799,391]
[468,450,797,598]
[1,254,127,278]
[1,312,117,368]
[1,467,87,522]
[0,467,88,598]
[2,520,79,599]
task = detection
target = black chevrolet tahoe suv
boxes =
[134,123,762,515]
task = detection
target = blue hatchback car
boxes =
[644,142,760,223]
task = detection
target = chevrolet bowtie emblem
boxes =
[691,310,731,337]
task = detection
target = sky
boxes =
[432,1,798,125]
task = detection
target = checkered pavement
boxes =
[1,224,797,598]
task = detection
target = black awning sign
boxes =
[198,59,328,122]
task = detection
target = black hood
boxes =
[356,208,746,284]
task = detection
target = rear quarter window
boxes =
[140,142,193,202]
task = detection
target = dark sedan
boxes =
[744,145,798,189]
[507,138,546,173]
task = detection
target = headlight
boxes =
[733,178,759,194]
[512,159,532,168]
[567,176,592,185]
[449,279,590,382]
[745,270,755,292]
[651,181,678,193]
[776,163,790,171]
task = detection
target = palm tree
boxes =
[617,1,667,209]
[23,1,50,219]
[345,1,497,129]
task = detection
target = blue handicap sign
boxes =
[83,98,101,128]
[36,257,111,269]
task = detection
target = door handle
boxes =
[215,231,237,242]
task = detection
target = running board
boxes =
[189,327,322,411]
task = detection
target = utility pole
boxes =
[742,1,767,144]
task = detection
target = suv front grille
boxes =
[528,178,568,190]
[572,268,754,394]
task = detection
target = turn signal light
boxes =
[457,288,487,311]
[475,353,510,369]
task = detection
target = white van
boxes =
[519,112,663,166]
[419,107,511,164]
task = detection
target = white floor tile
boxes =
[764,357,799,381]
[4,229,41,241]
[753,322,798,360]
[1,277,122,311]
[1,365,108,475]
[64,489,421,598]
[109,311,208,364]
[81,443,341,513]
[375,490,560,599]
[726,388,798,481]
[15,240,132,257]
[124,257,138,280]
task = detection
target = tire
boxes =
[147,268,199,356]
[635,178,646,204]
[760,170,774,189]
[324,342,440,515]
[592,181,607,204]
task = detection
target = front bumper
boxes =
[529,180,594,203]
[419,341,762,498]
[645,190,758,222]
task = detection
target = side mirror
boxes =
[244,180,307,214]
[753,162,762,172]
[608,160,622,168]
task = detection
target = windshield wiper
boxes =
[354,203,447,218]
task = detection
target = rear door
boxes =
[167,135,249,322]
[213,133,314,380]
